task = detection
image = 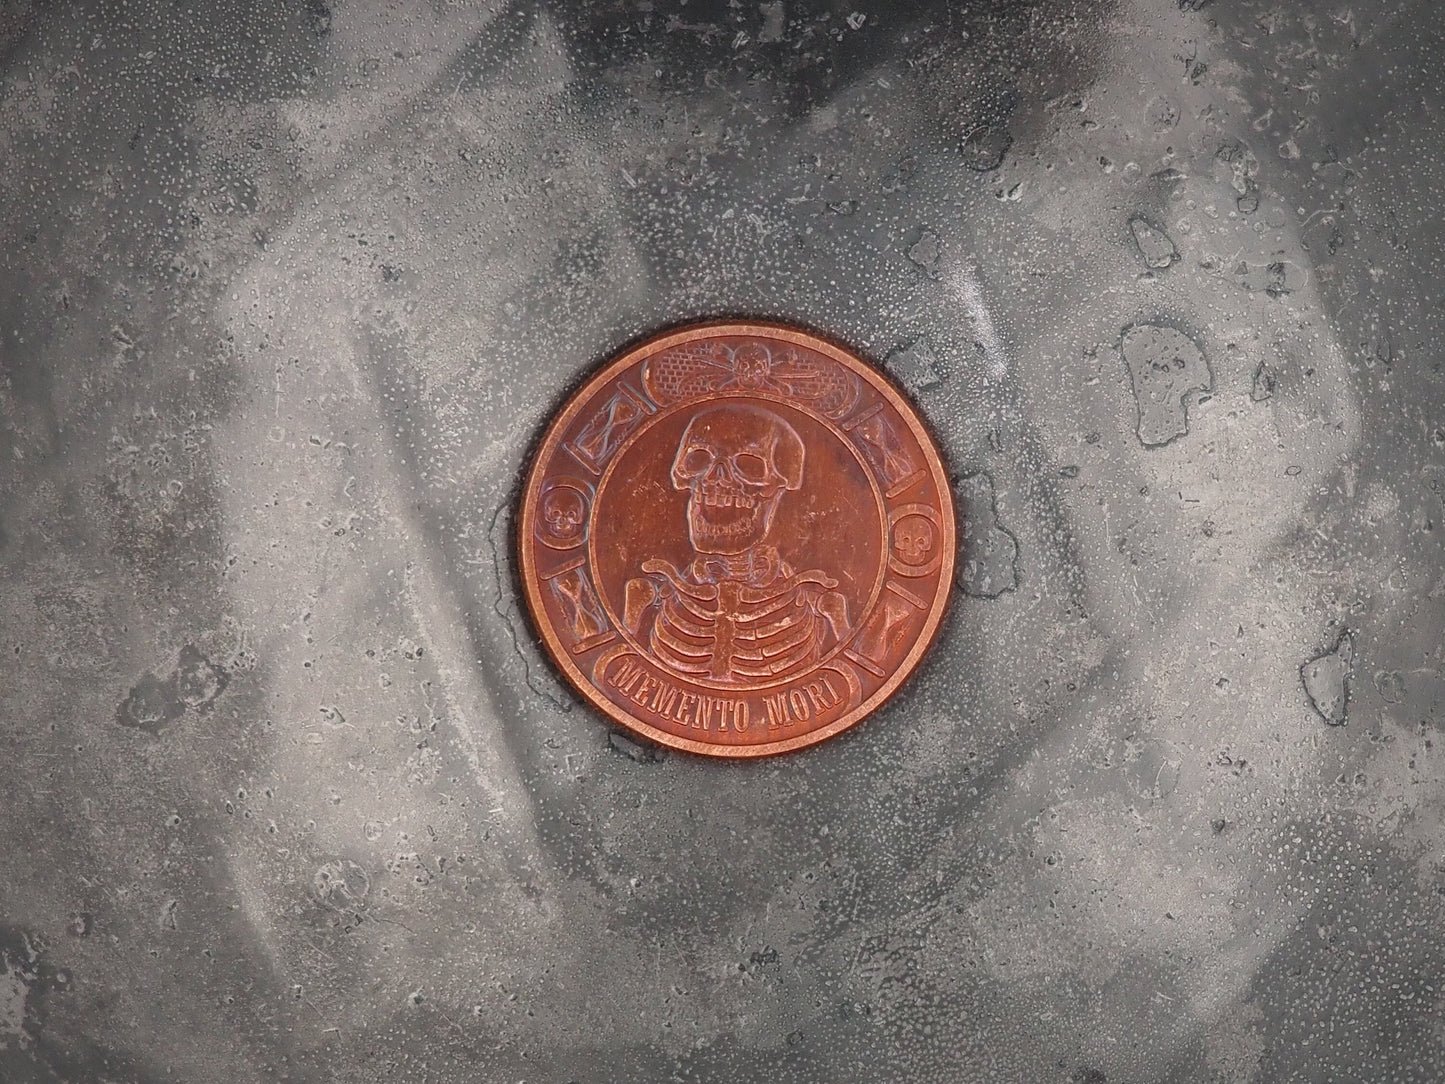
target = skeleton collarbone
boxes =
[625,554,849,682]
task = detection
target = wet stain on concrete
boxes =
[904,228,942,275]
[488,500,574,711]
[886,338,945,393]
[1302,630,1354,726]
[173,645,228,709]
[1128,215,1179,269]
[115,645,228,733]
[115,672,184,734]
[955,472,1019,599]
[1119,322,1212,447]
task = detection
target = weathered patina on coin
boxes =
[518,322,955,757]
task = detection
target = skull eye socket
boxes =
[679,446,714,477]
[732,453,769,484]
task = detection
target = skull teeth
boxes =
[697,516,753,536]
[700,487,755,509]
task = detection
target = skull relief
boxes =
[671,404,804,554]
[730,342,773,389]
[893,516,934,563]
[537,482,588,547]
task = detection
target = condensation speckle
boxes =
[0,0,1438,1078]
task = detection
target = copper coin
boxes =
[518,321,955,757]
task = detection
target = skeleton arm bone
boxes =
[624,577,658,634]
[816,590,850,641]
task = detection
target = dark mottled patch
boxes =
[312,858,371,910]
[116,672,184,734]
[961,89,1019,173]
[1251,361,1276,401]
[0,925,160,1084]
[961,120,1013,172]
[174,644,228,708]
[307,0,332,37]
[1375,669,1405,704]
[1145,95,1179,131]
[1149,166,1188,198]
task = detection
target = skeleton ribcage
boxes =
[648,575,827,683]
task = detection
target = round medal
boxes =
[519,322,955,757]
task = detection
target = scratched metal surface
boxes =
[2,1,1443,1081]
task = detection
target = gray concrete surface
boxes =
[2,1,1443,1080]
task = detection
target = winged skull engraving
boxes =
[643,340,862,419]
